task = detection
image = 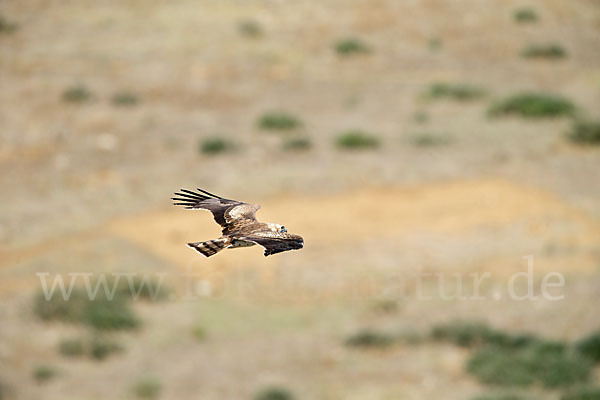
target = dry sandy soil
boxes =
[0,0,599,399]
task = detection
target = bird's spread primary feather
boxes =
[172,188,304,257]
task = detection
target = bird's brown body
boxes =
[172,189,304,257]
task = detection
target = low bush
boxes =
[513,8,539,23]
[488,92,575,118]
[335,130,380,150]
[62,85,92,103]
[426,83,486,101]
[521,44,566,59]
[471,394,536,400]
[334,37,370,55]
[32,365,57,384]
[253,386,296,400]
[409,133,452,147]
[0,15,18,33]
[111,91,139,106]
[192,325,208,341]
[238,20,262,37]
[133,377,162,399]
[345,329,395,348]
[90,336,123,360]
[258,112,302,131]
[567,121,600,145]
[282,137,312,151]
[199,137,236,155]
[33,288,139,331]
[467,340,592,388]
[576,330,600,362]
[58,338,85,357]
[561,386,600,400]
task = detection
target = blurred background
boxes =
[1,0,600,399]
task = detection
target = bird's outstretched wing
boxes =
[172,188,260,227]
[240,232,304,257]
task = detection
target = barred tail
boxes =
[187,238,229,257]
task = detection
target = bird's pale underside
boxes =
[172,188,304,257]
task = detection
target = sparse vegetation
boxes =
[253,386,296,400]
[567,120,600,145]
[62,85,92,103]
[133,377,162,399]
[0,15,18,33]
[335,130,380,150]
[471,394,536,400]
[425,83,486,101]
[514,8,539,23]
[409,133,452,147]
[33,365,57,384]
[111,91,139,106]
[199,137,236,155]
[561,387,600,400]
[258,112,302,131]
[282,137,312,151]
[192,325,207,341]
[58,338,85,357]
[576,330,600,362]
[90,336,123,360]
[33,287,140,331]
[238,19,262,37]
[334,37,369,55]
[488,92,575,118]
[467,340,592,388]
[371,298,399,314]
[428,37,442,51]
[345,329,395,348]
[521,44,567,59]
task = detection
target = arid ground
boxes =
[0,0,599,399]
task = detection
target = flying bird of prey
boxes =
[172,188,304,257]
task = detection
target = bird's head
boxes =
[268,223,287,233]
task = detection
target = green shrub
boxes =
[488,92,575,118]
[199,137,236,155]
[334,37,370,55]
[33,288,139,331]
[133,377,162,399]
[409,133,451,147]
[90,336,123,360]
[467,341,592,388]
[567,121,600,145]
[58,338,84,357]
[371,299,399,314]
[253,386,296,400]
[111,91,139,106]
[83,296,140,330]
[432,320,537,348]
[471,394,536,400]
[62,85,92,103]
[258,112,302,131]
[335,130,380,150]
[514,8,539,23]
[0,15,18,33]
[238,20,262,37]
[521,44,566,59]
[345,329,395,348]
[33,365,57,384]
[428,37,442,51]
[561,387,600,400]
[282,137,312,151]
[192,325,207,341]
[426,83,486,101]
[576,330,600,362]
